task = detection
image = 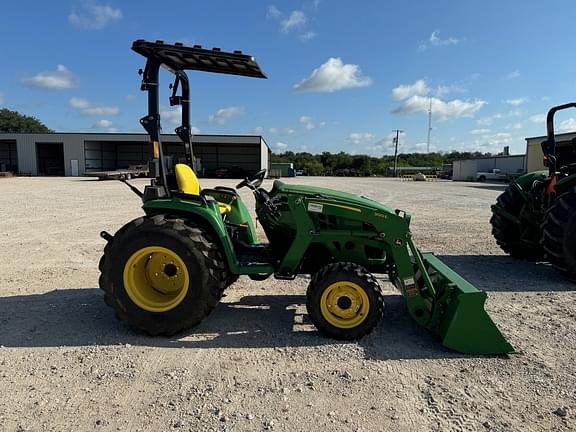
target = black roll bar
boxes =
[543,103,576,176]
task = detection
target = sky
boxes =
[2,0,576,156]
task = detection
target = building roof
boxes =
[525,131,576,141]
[453,154,525,162]
[0,132,270,150]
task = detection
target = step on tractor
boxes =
[98,40,514,355]
[491,103,576,279]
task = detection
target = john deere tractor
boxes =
[99,40,513,354]
[491,103,576,279]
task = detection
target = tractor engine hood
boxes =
[271,181,402,219]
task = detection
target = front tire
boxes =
[99,214,228,335]
[306,262,384,340]
[490,184,543,259]
[542,190,576,280]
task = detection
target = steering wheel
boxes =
[236,169,267,190]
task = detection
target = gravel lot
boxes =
[0,176,574,432]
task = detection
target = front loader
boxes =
[98,40,513,355]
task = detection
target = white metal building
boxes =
[452,155,526,181]
[0,133,270,177]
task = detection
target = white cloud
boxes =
[367,132,433,156]
[82,106,118,116]
[22,65,77,89]
[507,70,520,79]
[160,106,182,124]
[281,10,306,33]
[299,116,316,130]
[393,95,486,121]
[392,80,429,100]
[346,132,375,145]
[419,30,461,50]
[505,98,527,106]
[274,142,288,150]
[209,106,244,125]
[505,122,523,130]
[476,113,507,126]
[429,30,460,46]
[529,113,547,124]
[266,5,282,18]
[69,97,119,116]
[476,110,522,126]
[294,58,372,93]
[436,84,464,97]
[558,118,576,132]
[159,106,200,133]
[69,2,122,30]
[94,119,113,129]
[299,31,317,42]
[471,128,491,135]
[255,126,295,136]
[470,132,515,153]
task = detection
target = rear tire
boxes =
[490,184,543,259]
[99,214,228,335]
[306,262,384,340]
[542,189,576,280]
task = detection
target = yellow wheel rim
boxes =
[319,281,370,329]
[123,246,190,313]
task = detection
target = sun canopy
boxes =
[132,40,267,78]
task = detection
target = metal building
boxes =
[0,133,270,177]
[525,132,576,172]
[452,155,526,181]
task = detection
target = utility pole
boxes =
[392,129,403,177]
[427,97,432,153]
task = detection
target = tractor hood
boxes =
[272,181,399,216]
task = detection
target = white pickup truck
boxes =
[476,168,508,182]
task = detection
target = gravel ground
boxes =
[0,176,574,432]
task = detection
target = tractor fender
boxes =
[142,198,238,272]
[513,170,548,191]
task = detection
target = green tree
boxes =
[303,160,325,176]
[0,109,53,133]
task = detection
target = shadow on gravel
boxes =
[0,288,467,360]
[438,255,574,292]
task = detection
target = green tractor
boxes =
[491,103,576,279]
[99,40,513,354]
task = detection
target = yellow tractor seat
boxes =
[174,164,231,215]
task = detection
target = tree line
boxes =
[271,150,494,176]
[0,109,52,133]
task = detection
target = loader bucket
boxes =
[417,253,514,355]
